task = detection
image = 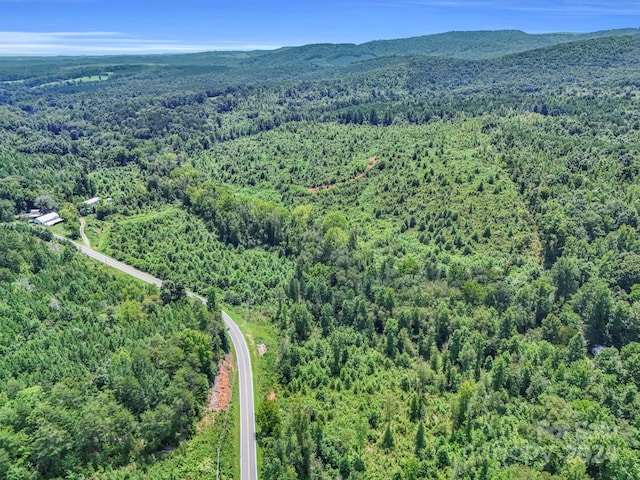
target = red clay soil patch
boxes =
[365,156,377,170]
[209,354,234,411]
[198,353,235,429]
[267,391,276,401]
[307,156,376,193]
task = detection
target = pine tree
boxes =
[382,424,394,450]
[415,422,426,456]
[409,394,420,422]
[206,287,218,312]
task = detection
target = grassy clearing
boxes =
[35,72,112,88]
[83,215,107,248]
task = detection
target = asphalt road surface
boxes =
[224,310,258,480]
[53,234,259,480]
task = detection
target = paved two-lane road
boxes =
[53,234,259,480]
[224,310,258,480]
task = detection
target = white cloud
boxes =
[0,32,280,55]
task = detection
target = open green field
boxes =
[36,73,112,88]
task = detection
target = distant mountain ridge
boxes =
[245,28,640,67]
[368,28,640,58]
[1,28,639,84]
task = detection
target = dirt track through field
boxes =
[307,156,377,192]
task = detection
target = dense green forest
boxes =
[0,225,228,478]
[1,29,640,479]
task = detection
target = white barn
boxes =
[84,197,101,207]
[34,212,64,226]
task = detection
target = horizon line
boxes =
[0,27,637,57]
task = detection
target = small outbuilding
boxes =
[34,212,64,227]
[19,209,41,220]
[84,197,101,207]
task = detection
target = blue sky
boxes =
[1,0,639,55]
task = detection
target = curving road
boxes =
[52,233,259,480]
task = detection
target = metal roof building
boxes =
[34,212,64,227]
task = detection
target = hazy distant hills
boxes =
[248,28,640,67]
[373,29,556,60]
[365,28,640,59]
[1,28,639,85]
[354,35,640,91]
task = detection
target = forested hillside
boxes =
[1,30,640,479]
[0,225,228,478]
